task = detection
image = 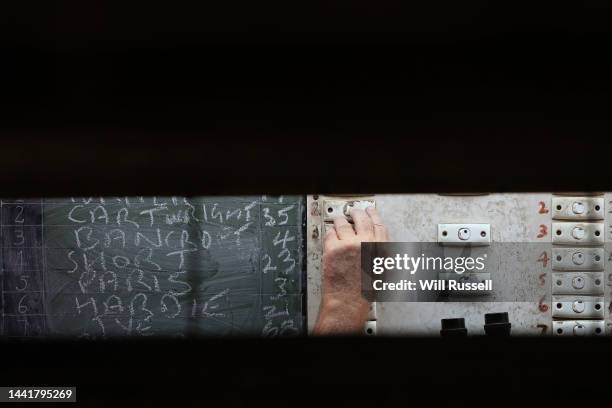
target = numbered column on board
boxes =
[1,200,46,337]
[259,196,303,337]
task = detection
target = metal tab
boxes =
[552,247,604,271]
[552,196,604,221]
[368,302,377,321]
[552,272,604,295]
[551,296,604,319]
[551,222,604,246]
[437,224,491,246]
[553,320,605,336]
[322,198,376,222]
[364,320,377,336]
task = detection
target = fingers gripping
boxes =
[350,208,374,238]
[333,217,356,239]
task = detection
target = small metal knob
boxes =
[572,300,585,313]
[571,202,585,214]
[572,251,585,265]
[572,227,585,240]
[458,228,470,241]
[572,276,585,289]
[573,324,586,336]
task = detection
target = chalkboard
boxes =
[0,196,304,338]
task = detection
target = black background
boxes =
[1,1,612,195]
[1,337,608,406]
[1,1,612,406]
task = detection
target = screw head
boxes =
[572,227,585,240]
[573,324,586,336]
[458,228,471,241]
[572,300,585,313]
[572,276,585,289]
[572,202,585,214]
[572,251,585,265]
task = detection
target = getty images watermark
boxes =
[361,242,556,302]
[371,251,489,291]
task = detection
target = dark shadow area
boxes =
[0,337,607,406]
[1,1,612,195]
[1,2,611,405]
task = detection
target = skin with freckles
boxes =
[313,207,389,335]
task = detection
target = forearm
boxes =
[313,295,369,335]
[314,207,387,336]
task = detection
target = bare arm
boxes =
[313,207,388,335]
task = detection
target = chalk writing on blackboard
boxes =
[0,196,304,338]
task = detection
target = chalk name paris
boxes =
[372,279,493,291]
[62,196,300,338]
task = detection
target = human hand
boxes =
[314,206,388,335]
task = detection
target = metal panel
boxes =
[437,224,491,246]
[307,193,612,336]
[552,247,604,271]
[364,321,377,336]
[552,196,604,221]
[552,320,605,336]
[321,198,376,222]
[551,222,604,246]
[551,296,604,319]
[551,272,604,295]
